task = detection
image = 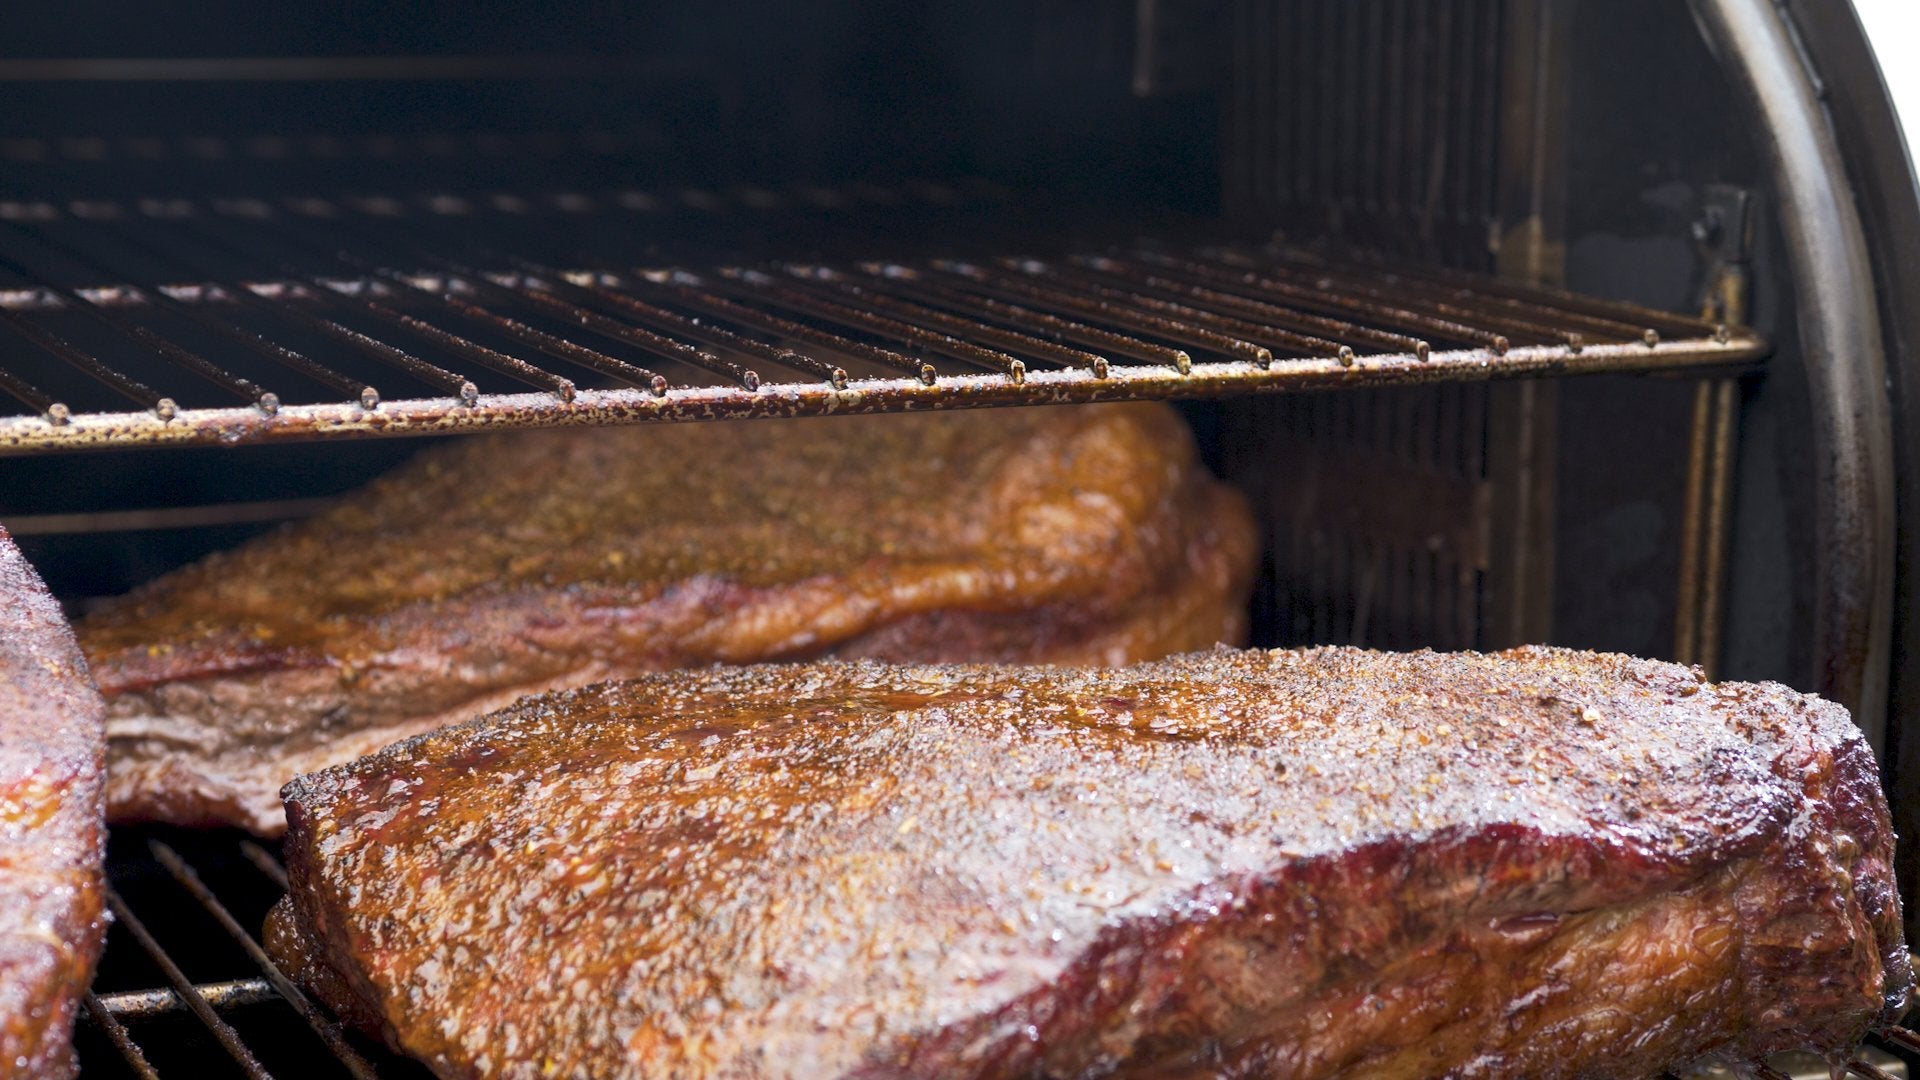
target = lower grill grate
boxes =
[0,191,1760,454]
[79,828,427,1079]
[79,827,1917,1079]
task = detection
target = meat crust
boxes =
[80,404,1256,835]
[0,528,108,1080]
[267,646,1911,1080]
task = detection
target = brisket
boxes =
[80,403,1256,835]
[267,646,1910,1079]
[0,527,107,1080]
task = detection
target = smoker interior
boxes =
[0,0,1899,1075]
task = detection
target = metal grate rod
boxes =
[0,355,57,417]
[1315,246,1727,339]
[81,991,162,1080]
[650,273,938,384]
[149,840,380,1080]
[366,292,578,400]
[1309,259,1663,344]
[0,228,280,412]
[348,209,848,390]
[1223,254,1586,349]
[1007,258,1356,365]
[275,291,481,405]
[779,265,1111,377]
[1067,254,1430,359]
[1882,1027,1920,1055]
[932,259,1277,366]
[37,213,383,407]
[239,839,290,890]
[174,211,481,403]
[3,496,335,536]
[1129,248,1515,352]
[292,217,678,393]
[93,978,278,1017]
[326,223,763,392]
[0,300,174,417]
[198,204,579,399]
[857,263,1197,372]
[104,887,275,1080]
[716,267,1028,382]
[548,272,848,389]
[425,282,673,393]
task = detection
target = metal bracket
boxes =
[1673,186,1755,677]
[1692,183,1757,326]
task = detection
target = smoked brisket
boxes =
[267,646,1910,1079]
[81,403,1256,835]
[0,528,107,1080]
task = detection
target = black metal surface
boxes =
[1780,0,1920,951]
[1687,0,1897,755]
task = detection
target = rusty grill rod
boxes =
[413,279,666,395]
[854,263,1196,372]
[104,887,275,1080]
[0,229,280,412]
[1129,248,1513,353]
[1003,257,1358,365]
[166,211,481,404]
[149,840,380,1080]
[1307,259,1661,345]
[932,259,1276,367]
[0,261,272,413]
[648,273,937,385]
[0,349,57,416]
[352,287,577,400]
[390,212,856,387]
[715,267,1027,383]
[1314,246,1728,339]
[341,216,788,392]
[280,211,713,392]
[93,978,278,1017]
[1881,1027,1920,1056]
[1238,256,1595,349]
[779,265,1109,377]
[503,279,738,391]
[240,839,291,889]
[242,202,581,400]
[81,991,161,1079]
[0,333,1766,455]
[1069,254,1431,360]
[0,298,173,418]
[37,215,383,406]
[546,271,848,389]
[273,291,481,405]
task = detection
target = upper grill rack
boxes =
[79,826,1917,1079]
[0,190,1760,454]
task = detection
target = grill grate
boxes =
[0,191,1759,454]
[80,829,427,1079]
[79,826,1919,1079]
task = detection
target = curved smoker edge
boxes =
[1687,0,1897,755]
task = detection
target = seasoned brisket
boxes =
[267,647,1910,1079]
[81,403,1256,835]
[0,528,107,1080]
